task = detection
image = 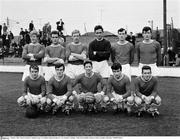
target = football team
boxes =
[17,25,162,118]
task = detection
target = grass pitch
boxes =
[0,73,180,136]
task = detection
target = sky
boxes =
[0,0,180,35]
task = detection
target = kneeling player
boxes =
[107,63,134,114]
[134,65,162,117]
[73,60,106,113]
[46,63,74,115]
[17,65,46,118]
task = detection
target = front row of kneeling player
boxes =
[17,61,161,118]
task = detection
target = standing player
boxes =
[107,63,134,114]
[133,65,162,117]
[88,25,112,79]
[136,26,161,76]
[46,63,74,115]
[44,30,65,81]
[65,29,87,79]
[73,60,107,113]
[111,28,134,80]
[22,30,45,81]
[17,65,46,118]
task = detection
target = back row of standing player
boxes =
[22,25,161,82]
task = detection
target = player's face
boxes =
[112,69,122,79]
[84,63,93,74]
[72,33,80,44]
[143,30,152,40]
[30,35,38,44]
[30,68,39,79]
[142,69,152,81]
[55,67,64,77]
[118,31,127,41]
[51,34,59,45]
[95,29,103,40]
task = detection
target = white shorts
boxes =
[51,94,64,101]
[92,60,112,78]
[138,63,159,76]
[65,64,84,79]
[27,92,39,100]
[22,65,44,81]
[122,64,131,81]
[44,66,56,81]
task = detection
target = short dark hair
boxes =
[83,60,93,67]
[51,30,59,37]
[142,65,151,73]
[142,26,152,33]
[94,25,104,32]
[29,64,39,72]
[118,28,127,34]
[72,29,81,36]
[111,63,122,71]
[55,63,65,71]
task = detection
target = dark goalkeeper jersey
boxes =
[88,38,111,62]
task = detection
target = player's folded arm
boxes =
[22,45,31,60]
[33,46,45,59]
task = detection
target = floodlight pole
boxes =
[163,0,167,56]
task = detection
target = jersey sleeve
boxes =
[155,41,162,66]
[65,43,71,60]
[88,41,95,60]
[22,44,31,60]
[151,77,158,97]
[23,77,29,95]
[107,77,113,98]
[40,77,46,96]
[129,43,134,65]
[136,43,140,64]
[45,46,50,57]
[123,76,131,98]
[73,74,82,87]
[66,77,73,97]
[61,46,66,61]
[47,77,54,95]
[110,44,115,63]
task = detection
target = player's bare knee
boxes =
[127,96,134,105]
[68,95,74,102]
[46,98,52,105]
[17,96,25,105]
[155,95,161,105]
[134,96,142,105]
[103,95,110,103]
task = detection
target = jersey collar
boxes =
[85,72,94,78]
[54,74,65,82]
[140,75,152,82]
[113,74,124,81]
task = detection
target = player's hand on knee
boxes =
[17,96,26,106]
[143,96,151,104]
[95,93,103,103]
[103,95,110,103]
[117,95,123,102]
[68,95,74,102]
[53,98,58,104]
[85,92,95,103]
[110,97,117,104]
